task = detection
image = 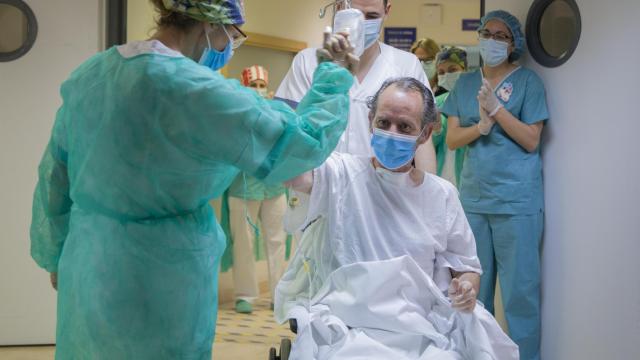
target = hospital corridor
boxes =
[1,0,639,360]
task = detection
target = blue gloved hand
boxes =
[477,78,502,116]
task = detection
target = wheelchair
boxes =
[268,319,297,360]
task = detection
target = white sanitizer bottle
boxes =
[332,8,365,56]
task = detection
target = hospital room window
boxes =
[0,0,37,62]
[526,0,581,67]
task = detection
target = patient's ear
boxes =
[417,123,434,145]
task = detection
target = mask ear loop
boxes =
[203,23,213,49]
[220,24,234,48]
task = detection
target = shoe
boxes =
[235,299,253,314]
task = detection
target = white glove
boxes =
[316,28,360,74]
[448,278,477,313]
[477,104,495,135]
[477,78,502,116]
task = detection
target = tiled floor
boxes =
[0,296,292,360]
[214,296,292,359]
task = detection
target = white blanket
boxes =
[278,255,519,360]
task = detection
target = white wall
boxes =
[486,0,640,358]
[127,0,156,41]
[0,0,103,345]
[386,0,481,46]
[127,0,332,46]
[128,0,482,48]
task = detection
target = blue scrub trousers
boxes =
[466,212,543,360]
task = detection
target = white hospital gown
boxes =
[276,43,430,157]
[275,154,519,359]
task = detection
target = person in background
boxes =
[241,65,274,99]
[276,0,437,174]
[277,0,437,236]
[29,0,358,357]
[229,65,288,314]
[410,37,441,94]
[441,10,549,360]
[432,47,468,187]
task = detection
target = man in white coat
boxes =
[275,0,437,173]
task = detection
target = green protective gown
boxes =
[219,173,290,273]
[433,92,466,186]
[30,46,352,359]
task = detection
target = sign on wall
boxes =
[383,27,417,52]
[462,19,481,31]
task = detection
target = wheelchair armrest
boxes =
[289,319,298,334]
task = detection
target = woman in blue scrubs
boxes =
[441,10,549,360]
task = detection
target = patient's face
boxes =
[370,85,424,137]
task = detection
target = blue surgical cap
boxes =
[480,10,525,62]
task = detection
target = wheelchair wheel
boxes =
[269,346,277,360]
[289,319,298,334]
[280,338,292,360]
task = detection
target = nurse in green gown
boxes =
[29,1,357,358]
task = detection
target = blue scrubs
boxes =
[442,67,549,360]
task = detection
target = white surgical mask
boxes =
[256,88,268,98]
[422,60,437,79]
[437,71,462,91]
[363,18,383,49]
[479,38,509,67]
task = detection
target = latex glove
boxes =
[477,78,502,116]
[316,28,360,74]
[477,104,495,135]
[50,272,58,291]
[448,278,477,313]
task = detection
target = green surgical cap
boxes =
[162,0,245,25]
[436,47,468,69]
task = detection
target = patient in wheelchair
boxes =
[274,78,519,360]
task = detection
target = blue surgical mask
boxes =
[479,38,509,67]
[199,26,234,71]
[363,18,383,49]
[370,128,420,170]
[422,60,437,79]
[438,71,462,91]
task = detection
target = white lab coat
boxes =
[275,42,430,157]
[274,154,519,359]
